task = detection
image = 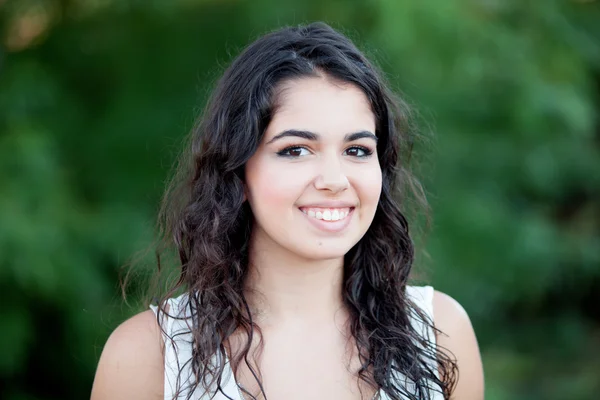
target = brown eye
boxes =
[277,146,311,157]
[345,146,372,157]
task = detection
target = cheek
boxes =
[246,161,306,209]
[355,166,383,205]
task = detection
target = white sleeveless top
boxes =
[150,286,442,400]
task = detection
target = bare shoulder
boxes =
[433,290,485,400]
[90,309,164,400]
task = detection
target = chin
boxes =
[291,242,355,261]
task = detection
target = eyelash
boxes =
[276,145,374,158]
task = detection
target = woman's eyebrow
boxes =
[266,129,377,144]
[266,129,318,144]
[345,131,378,143]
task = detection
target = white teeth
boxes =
[331,209,340,221]
[300,207,352,222]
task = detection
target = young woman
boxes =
[91,22,484,400]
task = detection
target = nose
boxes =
[314,156,349,194]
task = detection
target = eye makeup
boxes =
[275,144,374,158]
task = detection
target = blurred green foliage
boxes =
[1,0,599,399]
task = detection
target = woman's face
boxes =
[245,76,382,261]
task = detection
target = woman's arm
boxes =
[90,310,164,400]
[433,290,485,400]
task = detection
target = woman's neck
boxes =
[244,234,346,326]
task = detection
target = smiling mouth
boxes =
[298,207,355,222]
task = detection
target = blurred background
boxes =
[1,0,599,399]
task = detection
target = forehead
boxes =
[265,77,376,139]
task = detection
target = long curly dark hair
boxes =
[152,22,457,400]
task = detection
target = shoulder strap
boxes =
[406,286,434,320]
[150,295,196,400]
[150,295,241,400]
[406,285,436,345]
